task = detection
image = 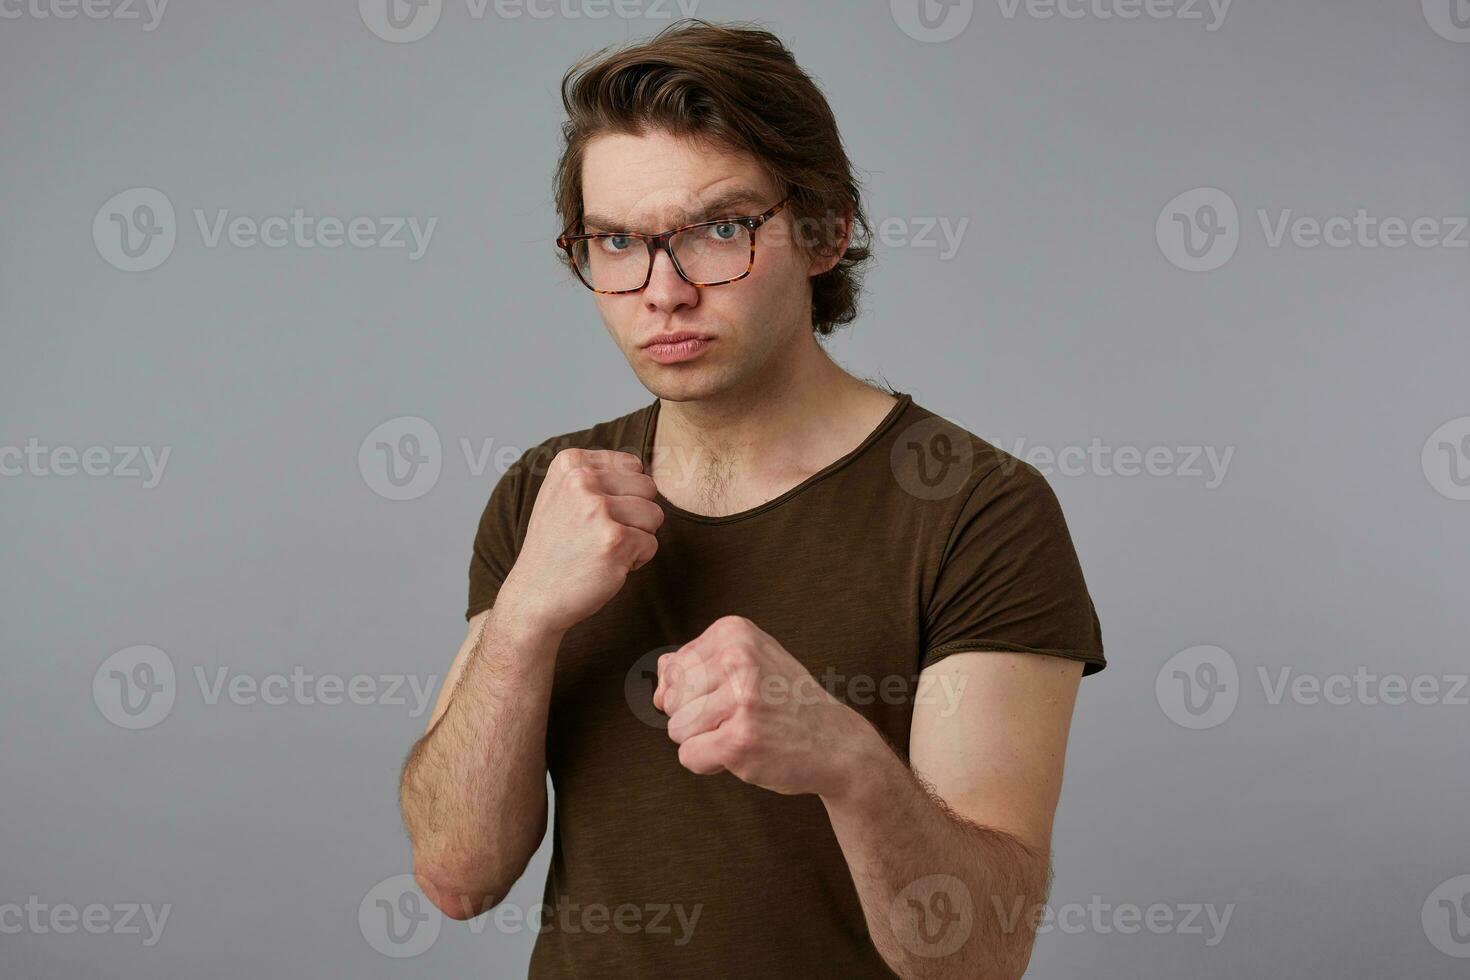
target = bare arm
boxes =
[823,652,1084,980]
[400,448,663,921]
[655,618,1083,980]
[399,589,566,920]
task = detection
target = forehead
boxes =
[580,130,777,230]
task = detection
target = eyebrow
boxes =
[581,189,772,234]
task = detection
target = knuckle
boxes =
[601,524,627,553]
[713,614,752,635]
[676,740,699,769]
[725,723,758,756]
[721,642,758,669]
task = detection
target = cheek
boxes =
[594,295,637,337]
[731,239,798,312]
[748,241,815,314]
[752,234,802,281]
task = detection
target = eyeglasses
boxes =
[556,197,791,294]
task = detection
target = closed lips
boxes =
[643,333,710,347]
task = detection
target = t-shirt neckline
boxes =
[639,391,912,526]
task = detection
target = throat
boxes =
[690,447,738,516]
[656,443,815,519]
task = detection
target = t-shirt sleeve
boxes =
[465,448,534,621]
[920,458,1106,676]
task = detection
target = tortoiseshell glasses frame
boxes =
[555,196,792,295]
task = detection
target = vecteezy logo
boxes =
[93,645,177,729]
[624,645,684,729]
[1423,874,1470,957]
[891,416,974,500]
[1157,187,1240,272]
[891,0,975,42]
[1156,645,1238,729]
[360,875,442,958]
[1423,0,1470,42]
[1422,417,1470,501]
[93,188,177,272]
[359,416,443,501]
[889,874,975,958]
[360,0,442,42]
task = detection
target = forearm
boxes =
[821,716,1050,980]
[400,598,564,919]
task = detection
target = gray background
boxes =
[3,0,1468,977]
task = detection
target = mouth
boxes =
[641,331,715,365]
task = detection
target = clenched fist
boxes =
[500,448,663,635]
[653,615,869,799]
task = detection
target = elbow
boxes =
[400,792,546,921]
[992,954,1034,980]
[985,925,1039,980]
[412,862,512,921]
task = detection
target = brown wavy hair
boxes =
[553,19,872,336]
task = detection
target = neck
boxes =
[650,332,897,513]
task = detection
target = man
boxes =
[400,19,1104,980]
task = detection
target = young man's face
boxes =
[578,129,834,403]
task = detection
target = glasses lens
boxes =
[568,221,755,291]
[671,221,752,284]
[573,235,650,292]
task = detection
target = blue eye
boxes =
[599,235,635,254]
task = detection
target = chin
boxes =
[636,370,724,404]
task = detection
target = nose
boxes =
[641,246,699,315]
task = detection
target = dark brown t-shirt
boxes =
[466,390,1104,979]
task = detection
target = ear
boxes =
[805,206,852,278]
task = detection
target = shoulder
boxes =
[895,394,1057,516]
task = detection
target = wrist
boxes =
[818,705,897,811]
[486,581,568,652]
